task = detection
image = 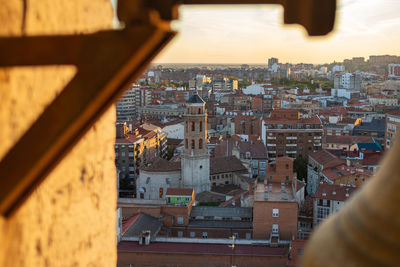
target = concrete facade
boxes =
[137,170,181,200]
[0,1,116,266]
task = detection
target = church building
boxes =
[136,92,247,200]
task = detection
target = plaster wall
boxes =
[0,1,116,266]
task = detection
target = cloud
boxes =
[155,1,400,64]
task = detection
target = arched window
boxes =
[199,121,202,132]
[198,108,201,114]
[185,139,188,149]
[191,139,195,149]
[191,121,195,131]
[199,139,203,149]
[186,121,188,132]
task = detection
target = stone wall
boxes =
[0,0,116,266]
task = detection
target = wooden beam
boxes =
[0,26,175,216]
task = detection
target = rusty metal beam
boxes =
[0,26,175,216]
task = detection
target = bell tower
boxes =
[181,92,210,194]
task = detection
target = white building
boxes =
[163,122,184,139]
[136,159,182,199]
[313,183,357,226]
[332,65,345,73]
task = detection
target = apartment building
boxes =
[251,95,281,113]
[115,122,167,198]
[313,183,357,226]
[115,122,145,198]
[116,85,152,120]
[233,114,262,136]
[138,104,186,118]
[261,109,323,160]
[385,109,400,150]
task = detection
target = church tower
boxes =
[181,92,210,194]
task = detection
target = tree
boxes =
[166,146,176,160]
[294,156,308,181]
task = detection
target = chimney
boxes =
[139,230,151,246]
[116,122,128,139]
[322,188,326,197]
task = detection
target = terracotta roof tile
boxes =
[166,188,194,196]
[210,156,247,175]
[141,158,181,172]
[314,183,358,201]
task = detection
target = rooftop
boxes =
[122,213,162,239]
[190,206,252,219]
[118,241,287,257]
[210,156,247,175]
[309,150,344,168]
[314,183,358,201]
[188,220,252,229]
[254,182,295,202]
[166,188,194,196]
[324,135,375,145]
[187,92,205,104]
[141,158,181,172]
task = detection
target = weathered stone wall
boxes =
[0,0,116,266]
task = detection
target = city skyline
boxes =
[154,0,400,64]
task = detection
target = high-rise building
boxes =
[268,57,279,68]
[116,84,152,120]
[333,73,361,90]
[181,93,211,194]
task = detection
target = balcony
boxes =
[268,150,277,154]
[314,136,322,139]
[286,136,297,140]
[267,136,276,140]
[286,144,297,147]
[286,151,297,154]
[314,143,322,146]
[267,143,276,147]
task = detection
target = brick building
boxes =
[233,114,262,136]
[261,109,323,160]
[118,242,288,267]
[251,95,281,113]
[253,157,299,244]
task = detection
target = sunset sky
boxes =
[152,0,400,64]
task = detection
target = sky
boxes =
[152,0,400,64]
